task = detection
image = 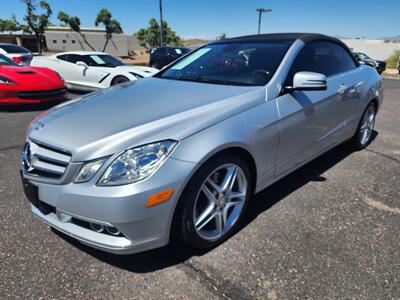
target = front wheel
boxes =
[176,154,253,249]
[111,75,129,86]
[352,102,376,150]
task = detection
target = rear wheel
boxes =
[176,154,252,249]
[352,102,376,150]
[111,75,129,86]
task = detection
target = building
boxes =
[44,26,132,56]
[0,31,38,51]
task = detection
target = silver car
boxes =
[0,43,33,65]
[21,33,383,254]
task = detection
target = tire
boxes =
[111,75,129,86]
[175,154,253,249]
[351,101,377,150]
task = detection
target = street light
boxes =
[159,0,164,46]
[256,8,272,35]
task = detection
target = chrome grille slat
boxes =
[24,140,72,179]
[31,143,71,165]
[31,160,66,175]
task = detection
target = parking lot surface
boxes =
[1,80,399,299]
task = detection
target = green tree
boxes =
[0,15,21,32]
[218,33,227,40]
[386,50,400,69]
[135,18,182,51]
[95,9,123,52]
[57,11,95,51]
[22,0,52,54]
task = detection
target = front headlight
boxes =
[0,76,16,85]
[98,140,177,186]
[75,159,107,183]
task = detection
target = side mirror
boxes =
[287,71,327,92]
[76,61,88,67]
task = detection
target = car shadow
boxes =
[0,101,65,113]
[54,132,377,273]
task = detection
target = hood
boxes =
[0,66,62,89]
[30,77,265,161]
[116,65,158,77]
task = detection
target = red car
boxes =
[0,54,67,106]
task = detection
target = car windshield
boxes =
[0,54,18,66]
[0,44,30,54]
[356,52,370,59]
[82,54,125,67]
[156,42,292,86]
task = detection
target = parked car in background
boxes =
[21,33,382,255]
[353,52,386,74]
[31,51,158,91]
[397,60,400,74]
[0,54,66,106]
[0,43,33,66]
[149,46,191,69]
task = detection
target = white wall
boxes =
[342,39,400,61]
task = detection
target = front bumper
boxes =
[22,157,196,254]
[0,88,67,106]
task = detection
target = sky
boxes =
[0,0,399,40]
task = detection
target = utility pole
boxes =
[256,8,272,35]
[159,0,164,46]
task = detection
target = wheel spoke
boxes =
[215,212,224,235]
[220,166,236,192]
[226,199,244,209]
[195,204,216,230]
[201,185,217,203]
[228,191,246,200]
[207,178,222,194]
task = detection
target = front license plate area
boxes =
[20,171,40,208]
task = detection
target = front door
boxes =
[274,41,346,177]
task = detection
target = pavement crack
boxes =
[363,196,400,214]
[364,148,400,164]
[180,260,253,300]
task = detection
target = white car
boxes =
[30,51,158,91]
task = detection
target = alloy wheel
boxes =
[193,163,247,241]
[359,104,376,146]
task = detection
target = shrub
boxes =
[386,50,400,68]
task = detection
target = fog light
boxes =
[105,226,120,236]
[90,223,104,233]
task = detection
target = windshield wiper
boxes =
[174,76,253,86]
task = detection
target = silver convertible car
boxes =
[21,33,383,254]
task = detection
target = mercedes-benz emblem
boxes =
[22,142,34,172]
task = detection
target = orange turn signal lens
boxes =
[146,188,174,207]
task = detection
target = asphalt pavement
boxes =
[0,80,399,299]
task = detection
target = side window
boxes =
[333,44,357,73]
[57,54,68,61]
[158,48,167,55]
[66,54,82,64]
[285,42,340,86]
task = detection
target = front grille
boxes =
[18,88,66,100]
[23,141,71,179]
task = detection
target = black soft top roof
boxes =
[211,32,358,66]
[212,32,347,47]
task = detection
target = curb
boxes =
[382,75,400,80]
